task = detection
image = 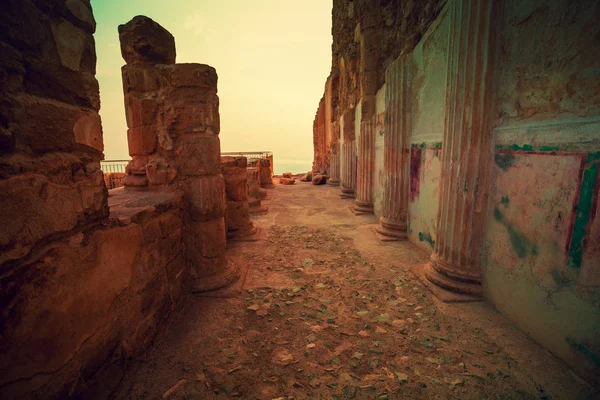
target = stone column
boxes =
[424,0,499,297]
[247,166,268,214]
[259,158,274,188]
[376,56,411,240]
[328,143,341,186]
[340,107,356,198]
[119,16,238,293]
[222,157,257,238]
[351,114,375,214]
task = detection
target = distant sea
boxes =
[273,159,312,175]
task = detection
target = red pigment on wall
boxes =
[410,146,422,202]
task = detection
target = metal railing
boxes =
[221,151,272,160]
[101,160,129,189]
[100,160,129,174]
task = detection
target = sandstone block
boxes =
[123,174,148,188]
[118,16,176,65]
[0,174,90,265]
[279,177,296,185]
[225,200,252,230]
[185,217,227,259]
[184,175,226,221]
[51,18,88,71]
[66,0,96,32]
[25,60,100,110]
[158,63,218,89]
[282,172,292,178]
[127,126,156,156]
[121,64,161,93]
[73,112,103,152]
[177,134,221,177]
[146,158,177,185]
[157,91,219,136]
[312,174,328,185]
[124,94,158,128]
[126,156,149,175]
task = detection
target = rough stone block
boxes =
[225,200,251,230]
[121,64,161,93]
[157,89,220,136]
[146,157,177,185]
[0,173,104,265]
[24,60,100,110]
[124,94,158,128]
[223,174,248,202]
[184,175,226,221]
[51,18,89,71]
[73,112,103,152]
[185,217,227,259]
[177,134,221,177]
[118,16,176,65]
[127,126,156,156]
[66,0,96,32]
[158,63,217,89]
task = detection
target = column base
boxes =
[328,178,341,186]
[226,224,258,241]
[189,257,241,293]
[340,186,355,199]
[351,200,374,215]
[374,217,407,241]
[423,257,482,297]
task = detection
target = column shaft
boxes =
[376,56,411,240]
[352,115,375,214]
[425,0,499,296]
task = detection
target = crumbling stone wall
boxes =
[313,0,446,179]
[118,16,236,293]
[0,4,231,398]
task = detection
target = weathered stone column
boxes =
[351,113,375,214]
[259,158,274,188]
[340,107,356,198]
[119,16,238,293]
[247,166,268,214]
[328,143,341,186]
[222,156,257,239]
[376,56,411,240]
[424,0,499,297]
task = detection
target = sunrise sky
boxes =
[92,0,332,173]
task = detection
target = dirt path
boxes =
[114,183,597,400]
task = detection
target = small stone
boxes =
[247,304,260,311]
[306,343,316,349]
[394,372,409,383]
[358,330,370,338]
[375,327,387,334]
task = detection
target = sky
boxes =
[92,0,333,173]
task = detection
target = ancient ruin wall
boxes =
[314,0,447,190]
[482,0,600,386]
[0,5,227,397]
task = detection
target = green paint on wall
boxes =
[539,145,560,152]
[567,151,600,271]
[494,153,516,171]
[418,232,435,247]
[500,195,510,208]
[493,207,537,259]
[566,337,600,367]
[495,144,561,152]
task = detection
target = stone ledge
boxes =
[108,187,183,225]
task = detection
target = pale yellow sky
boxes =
[93,0,332,172]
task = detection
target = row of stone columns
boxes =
[336,0,497,299]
